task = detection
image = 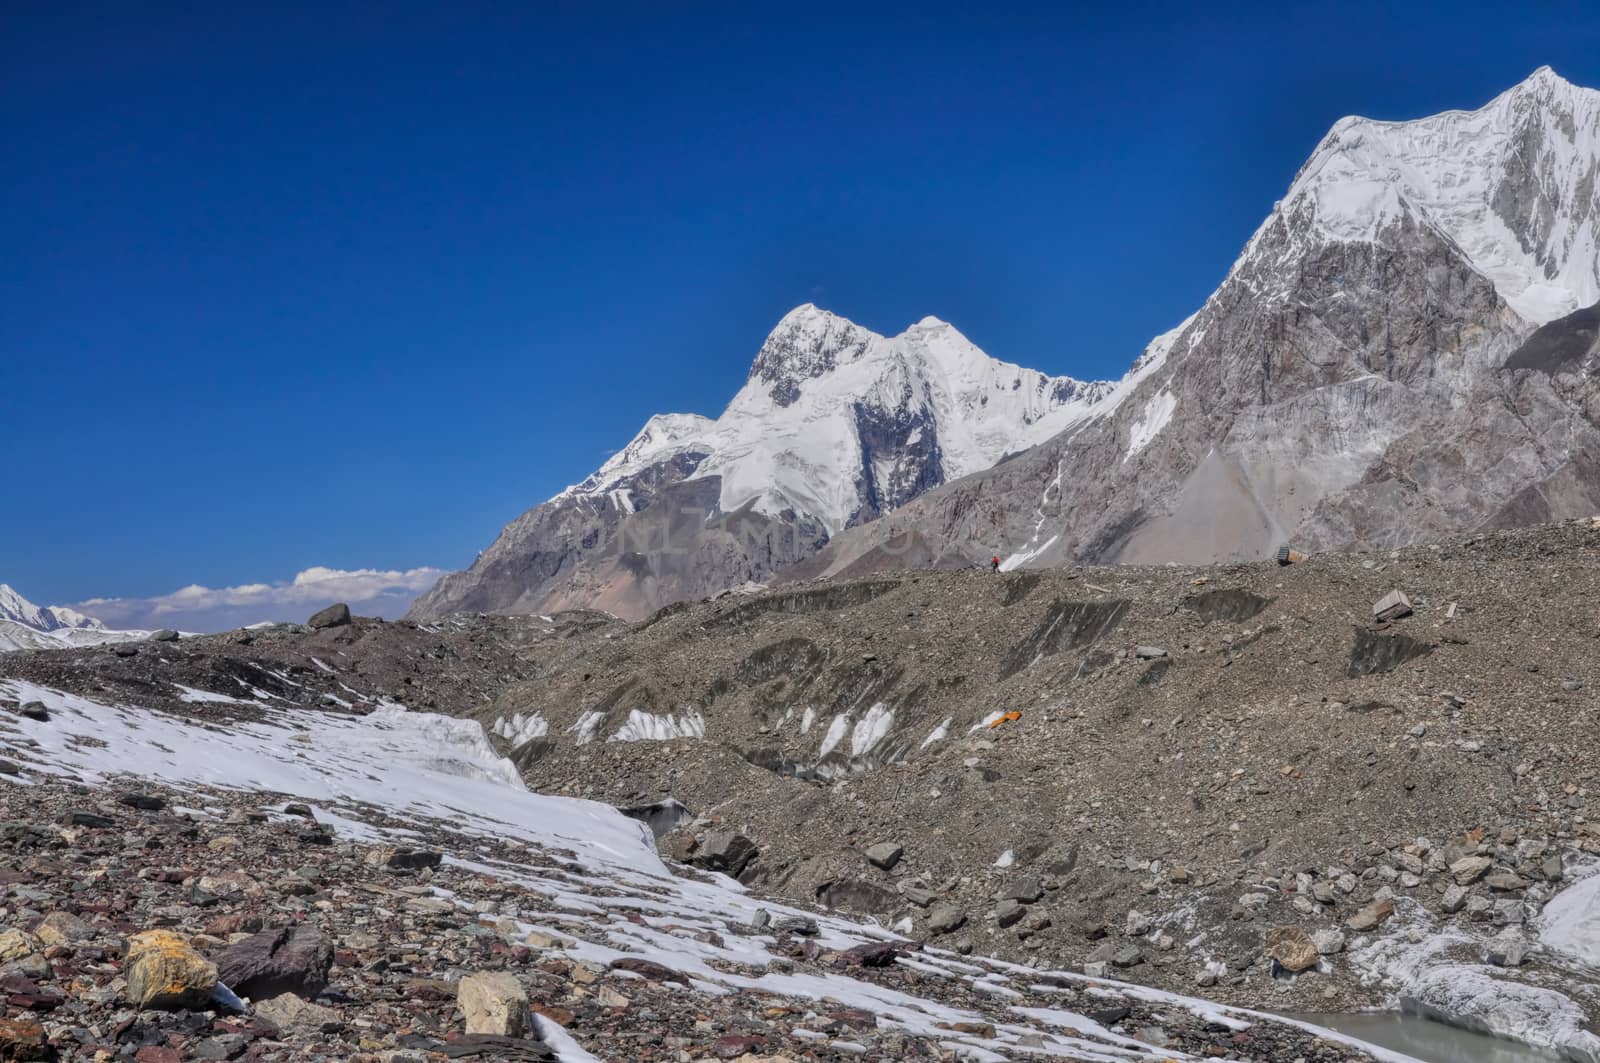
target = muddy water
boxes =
[1297,1012,1567,1062]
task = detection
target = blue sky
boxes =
[6,2,1599,625]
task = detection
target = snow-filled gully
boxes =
[0,678,1440,1062]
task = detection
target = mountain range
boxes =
[412,66,1600,621]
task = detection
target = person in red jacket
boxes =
[990,556,1001,572]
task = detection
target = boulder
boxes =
[996,900,1025,929]
[1372,589,1413,622]
[1005,876,1045,903]
[1484,871,1529,892]
[1264,926,1319,973]
[816,879,898,915]
[457,971,530,1037]
[212,924,333,1000]
[125,930,218,1009]
[1485,930,1528,968]
[434,1035,555,1061]
[1450,855,1493,885]
[368,846,443,871]
[928,905,967,935]
[1112,944,1144,967]
[1345,898,1395,932]
[693,832,759,878]
[772,916,818,937]
[840,942,903,968]
[0,1016,53,1061]
[256,992,343,1036]
[33,912,92,949]
[307,603,351,629]
[146,629,180,643]
[0,930,42,964]
[864,842,903,871]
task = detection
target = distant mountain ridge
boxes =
[0,584,149,653]
[417,66,1600,619]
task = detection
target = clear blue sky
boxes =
[6,1,1599,609]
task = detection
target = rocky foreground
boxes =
[0,694,1411,1063]
[4,520,1600,1058]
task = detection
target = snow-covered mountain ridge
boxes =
[0,583,149,652]
[796,66,1600,579]
[411,304,1118,620]
[561,303,1115,535]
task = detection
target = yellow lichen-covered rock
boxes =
[0,928,42,964]
[125,930,217,1009]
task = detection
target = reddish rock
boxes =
[134,1049,180,1063]
[212,924,332,999]
[203,913,263,937]
[714,1035,768,1058]
[0,1015,55,1061]
[607,957,689,985]
[840,941,903,967]
[0,975,64,1011]
[531,1003,575,1026]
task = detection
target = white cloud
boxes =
[72,566,445,633]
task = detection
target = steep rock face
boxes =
[410,307,1113,620]
[796,67,1600,578]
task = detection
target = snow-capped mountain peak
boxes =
[1282,65,1600,323]
[0,583,104,633]
[580,305,1115,534]
[0,584,55,631]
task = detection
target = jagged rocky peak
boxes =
[746,303,885,406]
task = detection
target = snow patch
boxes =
[818,713,850,758]
[849,703,894,758]
[608,710,706,743]
[173,684,259,706]
[492,712,549,747]
[569,711,606,746]
[1125,389,1177,460]
[920,718,951,749]
[1540,860,1600,967]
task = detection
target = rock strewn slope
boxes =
[474,519,1600,1049]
